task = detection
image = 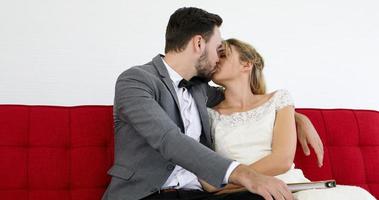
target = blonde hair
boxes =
[223,38,266,94]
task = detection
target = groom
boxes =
[102,7,323,200]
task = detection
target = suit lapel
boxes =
[190,86,212,146]
[152,54,181,110]
[152,55,185,132]
[152,55,212,145]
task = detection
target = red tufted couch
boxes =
[0,105,378,199]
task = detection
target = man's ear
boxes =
[192,35,205,53]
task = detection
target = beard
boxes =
[194,49,216,80]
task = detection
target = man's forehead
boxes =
[208,27,223,49]
[212,27,222,41]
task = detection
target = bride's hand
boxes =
[199,179,243,194]
[214,184,244,195]
[295,112,324,167]
[198,179,220,193]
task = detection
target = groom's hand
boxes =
[229,164,293,200]
[295,112,324,167]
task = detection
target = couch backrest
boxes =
[295,108,379,198]
[0,105,378,199]
[0,105,114,200]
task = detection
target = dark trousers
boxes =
[141,189,265,200]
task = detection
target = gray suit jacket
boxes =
[102,55,233,200]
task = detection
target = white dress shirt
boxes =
[161,58,239,190]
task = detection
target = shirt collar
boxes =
[161,57,183,87]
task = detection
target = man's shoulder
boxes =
[117,61,158,81]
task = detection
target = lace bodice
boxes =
[208,89,309,183]
[208,89,294,127]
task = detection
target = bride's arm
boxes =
[295,112,324,167]
[247,105,297,176]
[210,105,297,194]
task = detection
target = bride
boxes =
[200,38,375,200]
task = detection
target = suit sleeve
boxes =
[114,68,233,187]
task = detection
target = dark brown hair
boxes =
[165,7,222,53]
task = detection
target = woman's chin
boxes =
[211,77,222,85]
[212,72,227,84]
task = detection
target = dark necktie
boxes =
[178,79,194,90]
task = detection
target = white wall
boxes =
[1,0,378,110]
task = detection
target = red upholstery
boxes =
[0,105,114,200]
[294,109,379,199]
[0,105,377,199]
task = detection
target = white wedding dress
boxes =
[208,89,375,200]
